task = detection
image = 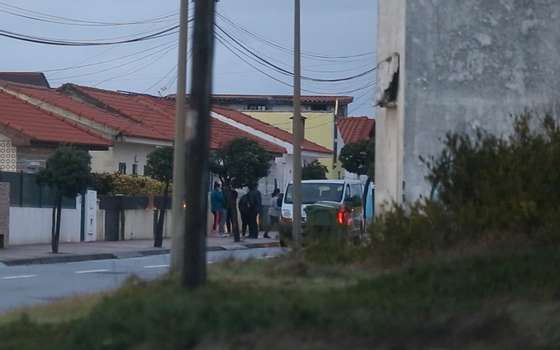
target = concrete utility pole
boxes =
[292,0,303,245]
[183,0,216,289]
[170,0,189,274]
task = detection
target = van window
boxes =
[344,185,352,201]
[285,183,344,204]
[350,184,362,200]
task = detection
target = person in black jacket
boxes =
[238,193,250,237]
[246,184,262,239]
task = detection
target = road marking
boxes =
[2,274,37,280]
[144,264,169,269]
[74,269,109,274]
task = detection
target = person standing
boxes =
[264,189,281,239]
[210,182,225,234]
[246,184,262,239]
[238,193,250,237]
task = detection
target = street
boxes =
[0,247,286,312]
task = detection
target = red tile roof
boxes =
[61,84,285,154]
[337,117,375,144]
[0,89,110,148]
[4,83,167,141]
[213,106,332,154]
[0,72,50,88]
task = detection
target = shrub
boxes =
[370,113,560,263]
[92,173,165,196]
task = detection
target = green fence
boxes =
[0,171,76,209]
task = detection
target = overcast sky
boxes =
[0,0,377,116]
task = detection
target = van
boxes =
[280,179,364,232]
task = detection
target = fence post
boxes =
[19,171,23,207]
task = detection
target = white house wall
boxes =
[90,142,157,175]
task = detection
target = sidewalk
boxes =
[0,236,280,266]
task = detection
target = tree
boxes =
[145,147,174,248]
[209,138,273,242]
[37,147,92,254]
[339,137,375,179]
[302,160,328,180]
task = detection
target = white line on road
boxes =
[74,269,110,274]
[143,264,169,269]
[2,274,37,280]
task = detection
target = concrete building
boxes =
[209,94,353,179]
[375,0,560,211]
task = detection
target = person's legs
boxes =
[241,214,248,237]
[212,211,218,232]
[249,211,258,238]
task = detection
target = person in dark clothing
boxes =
[238,193,250,237]
[225,188,238,234]
[246,184,262,239]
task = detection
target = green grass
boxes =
[1,247,560,350]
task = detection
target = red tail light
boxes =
[337,207,345,225]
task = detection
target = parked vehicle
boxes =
[280,180,364,243]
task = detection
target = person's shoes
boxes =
[263,233,271,239]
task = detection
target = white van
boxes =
[280,179,363,226]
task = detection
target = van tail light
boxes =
[337,207,345,225]
[337,206,352,226]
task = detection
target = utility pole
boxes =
[292,0,303,246]
[183,0,216,289]
[170,0,189,274]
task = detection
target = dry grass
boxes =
[0,293,105,325]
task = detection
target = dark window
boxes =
[247,104,268,111]
[285,183,344,204]
[118,162,127,174]
[132,164,138,176]
[311,104,328,111]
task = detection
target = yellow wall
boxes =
[245,112,343,179]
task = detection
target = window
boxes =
[247,104,268,111]
[311,104,328,111]
[344,185,352,202]
[351,184,363,202]
[132,164,138,176]
[284,183,344,204]
[118,162,127,174]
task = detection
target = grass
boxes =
[0,293,105,326]
[1,247,560,349]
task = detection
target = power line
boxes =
[215,23,376,83]
[0,24,179,46]
[49,42,177,81]
[44,39,179,74]
[216,12,374,61]
[0,1,179,27]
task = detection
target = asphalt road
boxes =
[0,247,286,312]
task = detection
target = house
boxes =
[0,72,50,88]
[1,82,331,194]
[336,116,375,180]
[375,0,560,212]
[0,87,110,172]
[206,94,353,179]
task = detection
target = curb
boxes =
[0,242,280,266]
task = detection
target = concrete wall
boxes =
[375,0,406,211]
[9,206,81,245]
[403,0,560,202]
[376,0,560,208]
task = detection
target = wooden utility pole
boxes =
[183,0,216,288]
[292,0,303,245]
[170,0,189,273]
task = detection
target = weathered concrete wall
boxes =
[375,0,407,211]
[377,0,560,206]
